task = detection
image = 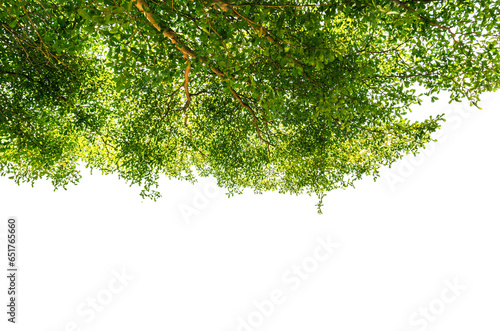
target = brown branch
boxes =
[22,5,60,67]
[0,71,35,82]
[1,23,33,64]
[202,6,234,57]
[182,59,192,111]
[213,0,276,42]
[135,0,225,78]
[230,87,274,147]
[190,89,209,97]
[136,0,275,148]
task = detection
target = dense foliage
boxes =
[1,0,499,212]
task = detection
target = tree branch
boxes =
[135,0,225,78]
[230,87,274,147]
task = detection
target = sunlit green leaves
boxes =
[1,0,498,212]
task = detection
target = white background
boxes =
[1,91,499,331]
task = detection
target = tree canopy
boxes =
[1,0,499,212]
